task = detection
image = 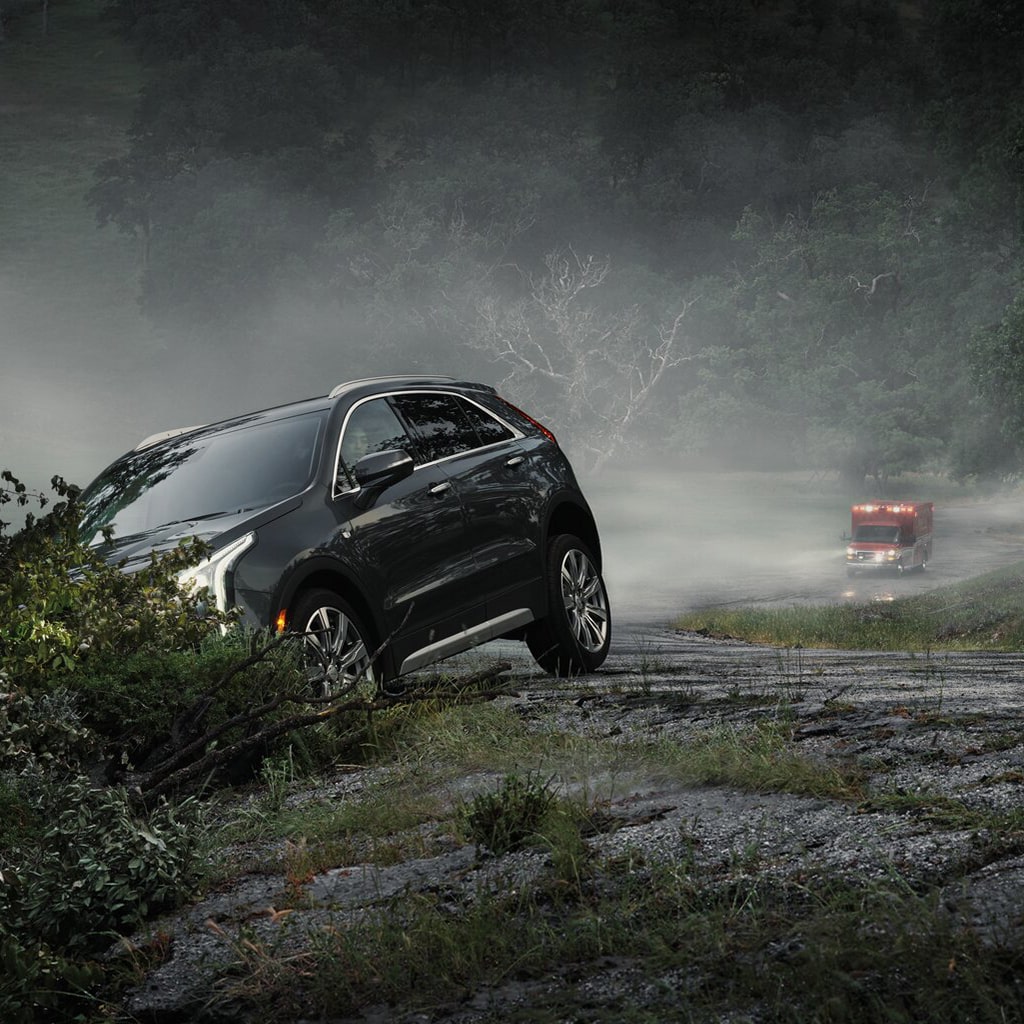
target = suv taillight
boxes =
[498,398,558,446]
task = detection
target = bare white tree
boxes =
[470,249,698,471]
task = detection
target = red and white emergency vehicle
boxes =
[845,501,933,576]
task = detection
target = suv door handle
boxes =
[429,481,451,496]
[505,456,524,467]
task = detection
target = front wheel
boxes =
[527,535,611,677]
[290,588,378,699]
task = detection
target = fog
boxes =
[4,2,1019,623]
[587,468,846,623]
[0,195,1003,623]
[3,277,1018,625]
[2,265,851,624]
[0,281,405,495]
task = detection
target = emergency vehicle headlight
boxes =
[846,546,855,556]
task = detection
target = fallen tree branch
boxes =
[126,609,522,806]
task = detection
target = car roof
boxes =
[133,376,496,451]
[327,374,457,399]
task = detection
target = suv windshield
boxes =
[81,412,327,544]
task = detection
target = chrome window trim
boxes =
[330,389,524,499]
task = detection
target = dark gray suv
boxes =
[80,376,611,689]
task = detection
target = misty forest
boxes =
[10,5,1024,1021]
[5,0,1024,488]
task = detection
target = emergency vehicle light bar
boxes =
[854,503,916,514]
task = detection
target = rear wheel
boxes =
[527,535,611,677]
[290,588,377,699]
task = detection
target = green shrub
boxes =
[461,772,557,856]
[0,933,102,1024]
[0,686,99,776]
[73,628,306,767]
[0,472,227,690]
[0,471,334,1014]
[1,778,205,952]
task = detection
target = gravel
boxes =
[117,629,1024,1022]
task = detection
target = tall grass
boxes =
[678,563,1024,651]
[218,859,1024,1023]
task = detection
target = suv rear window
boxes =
[460,398,515,446]
[392,393,481,464]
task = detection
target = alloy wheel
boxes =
[560,548,609,654]
[300,604,375,697]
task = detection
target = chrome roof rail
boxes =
[134,425,206,451]
[327,375,455,399]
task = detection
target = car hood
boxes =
[89,499,299,570]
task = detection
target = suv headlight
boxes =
[177,532,255,612]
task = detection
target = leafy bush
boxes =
[0,935,102,1024]
[0,474,238,1015]
[0,472,226,690]
[0,770,205,1022]
[74,628,307,770]
[0,778,205,952]
[0,686,99,777]
[461,772,557,856]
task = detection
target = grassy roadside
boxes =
[676,561,1024,651]
[185,688,1024,1024]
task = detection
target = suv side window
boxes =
[392,393,480,464]
[460,397,515,445]
[337,398,412,488]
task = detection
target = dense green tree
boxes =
[969,291,1024,449]
[927,0,1024,240]
[105,0,317,63]
[672,175,1003,487]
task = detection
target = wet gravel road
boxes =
[589,490,1024,721]
[600,625,1024,721]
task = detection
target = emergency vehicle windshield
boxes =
[853,525,901,543]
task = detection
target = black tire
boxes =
[290,588,378,699]
[527,535,611,677]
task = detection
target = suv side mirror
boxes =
[352,449,414,508]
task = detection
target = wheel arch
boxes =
[275,559,382,652]
[544,498,602,568]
